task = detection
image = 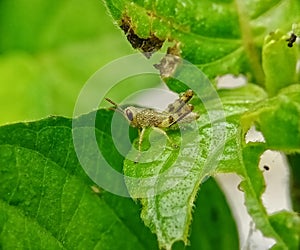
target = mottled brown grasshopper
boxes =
[105,89,199,151]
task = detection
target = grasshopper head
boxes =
[123,106,140,126]
[105,98,139,126]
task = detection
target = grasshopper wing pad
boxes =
[164,90,196,125]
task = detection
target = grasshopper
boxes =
[105,89,199,151]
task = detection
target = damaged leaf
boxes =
[120,15,165,58]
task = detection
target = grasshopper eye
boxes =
[125,109,134,121]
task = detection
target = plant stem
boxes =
[287,154,300,212]
[234,0,265,85]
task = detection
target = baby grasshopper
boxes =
[105,89,199,151]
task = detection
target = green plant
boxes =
[0,0,300,249]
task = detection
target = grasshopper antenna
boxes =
[105,98,124,113]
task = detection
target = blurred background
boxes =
[0,0,161,125]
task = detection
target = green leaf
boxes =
[238,144,281,242]
[0,110,158,249]
[123,84,270,249]
[242,84,300,153]
[269,211,300,250]
[238,144,299,250]
[3,1,300,249]
[187,178,239,250]
[104,0,300,81]
[0,0,142,125]
[0,200,63,249]
[287,154,300,212]
[123,82,300,249]
[262,30,299,96]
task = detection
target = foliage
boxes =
[0,0,300,249]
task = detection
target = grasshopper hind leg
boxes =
[152,127,171,143]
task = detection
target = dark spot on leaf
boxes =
[120,15,164,58]
[119,18,131,34]
[263,165,270,171]
[286,33,297,47]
